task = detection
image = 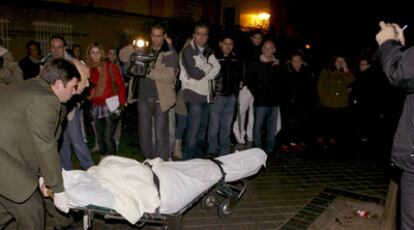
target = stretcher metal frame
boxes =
[72,180,246,230]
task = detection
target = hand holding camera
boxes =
[376,21,407,46]
[127,48,156,78]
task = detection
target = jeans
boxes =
[183,102,209,160]
[175,113,187,139]
[253,106,278,153]
[168,107,176,155]
[94,114,119,156]
[60,107,94,170]
[138,97,169,160]
[208,95,236,155]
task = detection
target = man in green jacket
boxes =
[0,58,80,229]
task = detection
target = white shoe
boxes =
[236,138,246,144]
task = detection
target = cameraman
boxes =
[123,23,178,160]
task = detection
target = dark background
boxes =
[279,0,413,71]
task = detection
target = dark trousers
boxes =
[138,97,169,160]
[208,95,236,155]
[94,115,119,156]
[401,170,414,229]
[316,106,350,142]
[0,203,12,229]
[175,113,187,140]
[279,105,310,145]
[253,106,278,153]
[0,191,44,230]
[183,102,209,160]
[44,198,72,227]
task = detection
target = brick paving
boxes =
[46,147,390,230]
[280,187,385,229]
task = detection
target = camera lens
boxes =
[127,61,147,77]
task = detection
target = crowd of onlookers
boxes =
[1,20,412,229]
[0,22,404,170]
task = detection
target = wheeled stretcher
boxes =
[73,180,246,229]
[65,148,266,229]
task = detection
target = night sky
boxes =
[281,0,413,69]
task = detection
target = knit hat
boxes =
[0,45,8,56]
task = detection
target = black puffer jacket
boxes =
[280,62,317,112]
[214,53,242,97]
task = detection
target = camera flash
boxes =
[137,39,145,48]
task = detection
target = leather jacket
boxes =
[214,53,242,97]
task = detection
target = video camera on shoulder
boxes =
[127,39,156,77]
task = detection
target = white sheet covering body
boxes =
[63,170,115,208]
[88,156,160,224]
[148,158,222,214]
[63,148,267,223]
[217,148,268,182]
[148,148,267,213]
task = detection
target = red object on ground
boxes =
[355,209,371,219]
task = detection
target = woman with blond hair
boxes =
[86,42,126,157]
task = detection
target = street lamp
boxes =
[256,12,270,30]
[257,12,270,21]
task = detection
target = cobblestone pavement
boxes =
[46,147,390,230]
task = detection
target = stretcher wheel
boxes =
[218,198,233,217]
[201,194,217,210]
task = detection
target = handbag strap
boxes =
[108,63,118,95]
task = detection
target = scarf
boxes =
[90,61,108,98]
